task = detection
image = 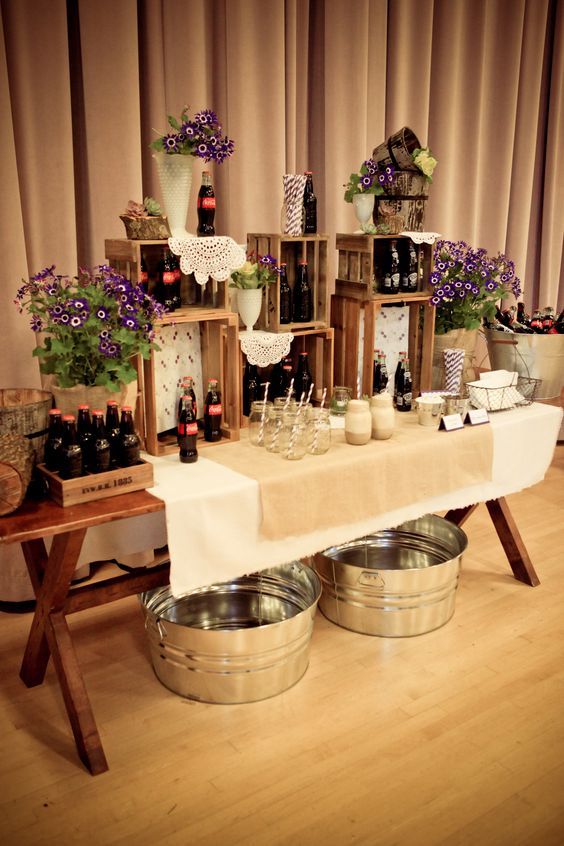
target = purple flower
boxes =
[163,133,180,153]
[360,175,373,189]
[120,316,139,330]
[363,159,377,175]
[59,312,70,324]
[30,315,43,331]
[105,343,121,358]
[194,109,219,126]
[431,295,441,305]
[259,254,276,267]
[96,306,110,320]
[70,315,85,328]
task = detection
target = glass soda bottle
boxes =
[204,378,222,442]
[60,415,83,479]
[294,351,313,402]
[178,396,198,463]
[303,171,317,234]
[118,406,140,467]
[372,349,381,394]
[89,409,111,474]
[379,352,389,393]
[140,255,149,293]
[105,400,121,468]
[407,241,419,292]
[278,262,292,325]
[243,360,260,417]
[44,408,64,472]
[394,352,406,408]
[76,404,93,472]
[396,356,412,412]
[197,170,216,236]
[162,250,177,311]
[293,260,312,322]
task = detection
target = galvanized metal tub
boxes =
[140,561,321,704]
[313,515,468,637]
[485,328,564,400]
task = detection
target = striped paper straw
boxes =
[283,174,307,236]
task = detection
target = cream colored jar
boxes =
[344,399,372,445]
[370,392,395,440]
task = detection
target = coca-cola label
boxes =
[199,197,216,209]
[207,404,222,416]
[173,268,181,281]
[140,271,149,284]
[179,422,198,435]
[163,271,175,285]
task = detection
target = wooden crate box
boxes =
[246,234,329,332]
[335,233,433,302]
[105,238,229,310]
[143,309,240,456]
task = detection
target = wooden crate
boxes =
[104,238,229,310]
[335,233,433,302]
[143,308,240,456]
[37,459,154,507]
[331,294,435,399]
[246,234,329,332]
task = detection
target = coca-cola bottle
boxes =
[162,250,178,311]
[280,361,294,399]
[59,415,83,479]
[516,302,529,326]
[178,396,198,463]
[118,406,140,467]
[293,260,312,322]
[302,171,317,234]
[171,252,182,309]
[530,310,544,333]
[542,307,555,333]
[294,351,313,401]
[279,263,292,324]
[177,376,197,428]
[76,404,93,472]
[243,361,260,417]
[44,408,64,472]
[204,378,222,442]
[372,350,382,394]
[140,255,149,293]
[89,410,111,474]
[105,400,121,468]
[554,309,564,334]
[197,170,216,236]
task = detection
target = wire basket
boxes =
[466,375,542,412]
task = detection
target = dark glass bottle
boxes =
[177,376,197,427]
[268,361,284,400]
[372,350,381,395]
[44,408,64,472]
[243,361,260,417]
[516,302,529,326]
[529,310,544,333]
[140,255,149,293]
[396,356,412,412]
[171,252,182,309]
[118,406,140,467]
[60,415,83,479]
[162,250,177,311]
[294,351,313,402]
[393,352,406,408]
[204,378,222,442]
[279,263,292,324]
[178,396,198,463]
[293,261,312,323]
[542,307,555,333]
[76,404,93,472]
[407,241,419,292]
[554,309,564,334]
[89,410,111,474]
[389,240,400,295]
[280,362,294,399]
[105,400,121,468]
[303,171,317,234]
[197,170,216,236]
[379,353,389,393]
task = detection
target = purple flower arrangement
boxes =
[14,265,166,390]
[344,159,396,203]
[431,239,522,334]
[150,107,235,164]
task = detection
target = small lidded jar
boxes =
[344,399,372,445]
[330,386,352,416]
[370,392,395,440]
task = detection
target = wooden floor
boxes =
[1,445,563,846]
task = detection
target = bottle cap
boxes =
[62,414,75,422]
[49,408,61,415]
[107,400,118,406]
[91,409,104,416]
[298,260,307,265]
[122,406,133,412]
[78,404,90,410]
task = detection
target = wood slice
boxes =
[0,434,34,515]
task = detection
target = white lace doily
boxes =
[239,330,293,367]
[399,231,442,244]
[169,236,246,286]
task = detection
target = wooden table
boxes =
[0,490,167,776]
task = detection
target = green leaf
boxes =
[168,114,181,130]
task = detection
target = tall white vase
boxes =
[237,289,263,332]
[352,193,376,233]
[153,152,194,239]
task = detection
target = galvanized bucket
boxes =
[140,561,321,704]
[484,328,564,400]
[313,515,468,637]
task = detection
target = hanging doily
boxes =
[169,236,246,285]
[399,231,442,244]
[239,330,293,367]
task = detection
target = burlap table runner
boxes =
[206,413,493,540]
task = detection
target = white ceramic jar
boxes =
[370,393,395,440]
[344,399,372,445]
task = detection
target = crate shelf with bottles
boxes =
[335,233,434,302]
[104,238,230,312]
[246,234,329,332]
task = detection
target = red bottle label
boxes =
[163,271,175,285]
[207,404,222,416]
[199,197,216,209]
[140,271,149,284]
[173,268,181,281]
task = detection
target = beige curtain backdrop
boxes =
[1,0,562,389]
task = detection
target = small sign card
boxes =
[464,408,490,426]
[439,413,465,431]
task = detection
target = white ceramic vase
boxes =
[153,152,194,239]
[237,289,263,332]
[352,193,375,233]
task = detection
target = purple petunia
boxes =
[163,133,179,153]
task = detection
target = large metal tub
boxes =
[140,561,321,704]
[485,328,564,400]
[313,515,467,637]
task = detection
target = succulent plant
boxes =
[123,197,163,218]
[124,200,146,218]
[143,197,162,216]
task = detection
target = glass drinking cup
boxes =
[306,407,331,455]
[279,410,308,460]
[248,400,272,446]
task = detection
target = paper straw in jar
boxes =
[311,387,327,454]
[357,374,361,399]
[288,383,314,458]
[271,378,295,450]
[258,381,270,444]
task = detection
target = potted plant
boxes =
[229,254,279,331]
[150,106,235,238]
[344,159,396,233]
[120,197,171,240]
[429,239,522,386]
[14,264,166,415]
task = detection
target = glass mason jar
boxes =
[264,406,285,453]
[248,400,272,447]
[306,407,331,455]
[273,396,298,412]
[279,410,308,460]
[330,386,352,416]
